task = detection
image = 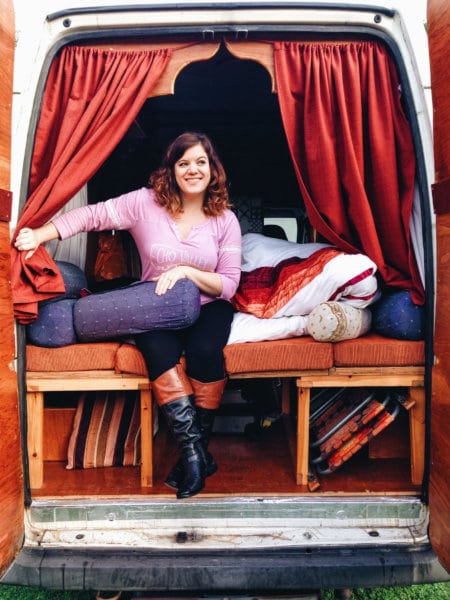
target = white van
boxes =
[1,0,449,595]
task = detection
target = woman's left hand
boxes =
[153,267,187,295]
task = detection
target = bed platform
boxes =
[26,333,425,494]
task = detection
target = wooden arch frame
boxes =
[150,40,276,96]
[93,39,276,97]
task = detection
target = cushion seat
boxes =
[224,337,334,374]
[116,337,335,377]
[26,334,426,376]
[26,342,122,372]
[333,333,425,367]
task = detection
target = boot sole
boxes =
[165,463,218,490]
[177,483,205,499]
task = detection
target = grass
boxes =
[321,584,450,598]
[1,584,450,599]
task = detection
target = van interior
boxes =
[31,35,423,500]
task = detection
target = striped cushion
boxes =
[66,390,140,469]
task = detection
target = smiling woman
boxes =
[15,130,242,499]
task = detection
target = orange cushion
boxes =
[333,333,425,367]
[115,343,148,376]
[224,337,334,374]
[26,343,121,372]
[27,334,422,376]
[116,338,334,377]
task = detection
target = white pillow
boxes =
[306,301,372,342]
[241,233,332,272]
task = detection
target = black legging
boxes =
[135,299,235,382]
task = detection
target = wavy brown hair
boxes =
[149,132,231,216]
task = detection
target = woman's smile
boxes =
[175,143,211,200]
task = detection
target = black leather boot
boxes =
[165,377,225,489]
[160,395,206,499]
[165,407,218,489]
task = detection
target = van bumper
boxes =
[2,544,449,592]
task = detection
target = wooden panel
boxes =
[91,41,220,97]
[27,370,150,391]
[0,188,12,222]
[224,40,276,92]
[0,0,24,579]
[369,411,409,459]
[27,392,44,488]
[43,408,75,461]
[428,0,450,573]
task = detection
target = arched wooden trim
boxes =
[224,40,276,92]
[88,40,274,96]
[151,39,276,96]
[89,41,221,97]
[149,42,221,97]
[151,40,276,96]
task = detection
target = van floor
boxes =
[33,418,420,499]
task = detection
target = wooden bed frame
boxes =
[26,337,425,491]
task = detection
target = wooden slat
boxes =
[296,386,311,486]
[299,373,424,388]
[27,371,150,392]
[409,386,426,485]
[229,369,329,379]
[27,392,44,489]
[139,388,153,488]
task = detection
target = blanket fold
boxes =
[232,248,342,318]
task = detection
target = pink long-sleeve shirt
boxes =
[52,187,242,304]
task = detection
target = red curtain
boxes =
[11,45,171,323]
[274,41,424,304]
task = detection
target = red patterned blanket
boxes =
[232,247,343,318]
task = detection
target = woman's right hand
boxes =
[14,222,60,258]
[14,227,40,258]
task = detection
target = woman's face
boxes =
[174,144,211,201]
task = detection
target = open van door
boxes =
[0,0,25,578]
[428,0,450,574]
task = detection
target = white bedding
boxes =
[227,234,379,344]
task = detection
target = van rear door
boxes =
[428,0,450,574]
[0,0,25,579]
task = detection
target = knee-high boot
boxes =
[165,377,226,490]
[152,365,206,499]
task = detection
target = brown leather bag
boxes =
[93,231,128,282]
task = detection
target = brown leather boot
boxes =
[190,377,227,411]
[152,365,206,499]
[151,363,193,407]
[165,377,226,490]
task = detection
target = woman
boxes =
[15,131,242,499]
